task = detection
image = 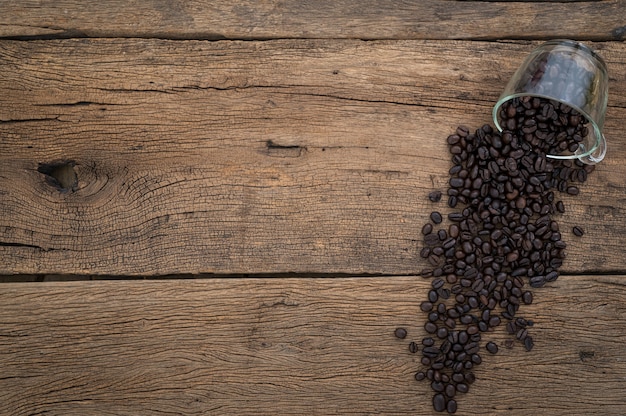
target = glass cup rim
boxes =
[492,92,603,160]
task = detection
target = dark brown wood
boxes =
[1,39,625,276]
[0,276,624,415]
[0,1,625,41]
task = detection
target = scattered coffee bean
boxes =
[524,336,534,351]
[429,191,443,203]
[394,328,407,339]
[456,383,469,394]
[447,399,458,414]
[409,341,419,354]
[424,322,437,334]
[407,93,595,414]
[420,301,433,312]
[433,394,446,412]
[573,226,584,237]
[486,342,499,354]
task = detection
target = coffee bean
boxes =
[456,125,470,137]
[422,223,433,235]
[486,341,499,354]
[444,383,456,398]
[430,211,443,224]
[424,322,437,334]
[394,328,407,339]
[522,291,533,304]
[449,178,464,188]
[409,341,418,353]
[415,371,425,381]
[433,393,446,412]
[429,190,443,203]
[524,336,534,351]
[447,399,458,414]
[456,383,469,394]
[567,186,580,195]
[447,134,461,145]
[572,226,584,237]
[437,327,449,339]
[431,380,445,393]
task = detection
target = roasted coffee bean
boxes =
[394,328,407,339]
[433,394,446,412]
[424,233,440,246]
[450,178,464,188]
[447,399,458,414]
[424,322,438,334]
[430,380,444,393]
[432,278,445,290]
[422,223,433,235]
[524,336,535,351]
[422,346,440,358]
[486,341,499,354]
[445,383,456,398]
[415,371,426,381]
[573,226,584,236]
[522,291,533,304]
[409,341,419,353]
[420,301,433,312]
[456,383,469,394]
[430,211,443,224]
[422,337,435,347]
[437,327,449,339]
[567,186,580,195]
[429,190,443,202]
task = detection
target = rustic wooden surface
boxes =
[1,1,625,41]
[1,277,625,416]
[1,1,625,415]
[1,39,625,275]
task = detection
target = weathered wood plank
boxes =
[0,1,625,41]
[1,39,625,275]
[0,276,624,415]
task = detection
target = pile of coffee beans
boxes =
[397,95,594,413]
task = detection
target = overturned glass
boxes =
[493,40,609,164]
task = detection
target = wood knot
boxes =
[38,160,78,192]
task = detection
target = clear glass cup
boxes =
[493,40,609,164]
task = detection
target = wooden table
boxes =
[1,2,625,415]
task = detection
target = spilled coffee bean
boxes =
[398,96,594,414]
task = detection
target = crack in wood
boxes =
[34,101,118,107]
[0,241,46,250]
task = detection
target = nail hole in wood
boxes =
[37,160,78,192]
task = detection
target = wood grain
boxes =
[1,39,625,276]
[0,276,624,415]
[1,1,625,41]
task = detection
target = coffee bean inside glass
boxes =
[493,40,609,164]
